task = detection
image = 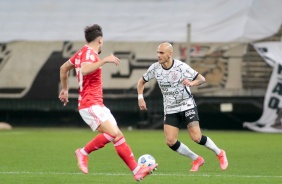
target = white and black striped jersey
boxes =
[143,59,198,114]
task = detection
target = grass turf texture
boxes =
[0,128,281,184]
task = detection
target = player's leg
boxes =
[98,107,158,181]
[115,133,158,182]
[187,122,228,170]
[74,105,116,174]
[99,120,139,171]
[74,132,113,174]
[164,113,202,172]
[76,105,157,179]
[185,108,228,170]
[78,105,137,172]
[164,124,198,160]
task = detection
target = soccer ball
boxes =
[138,154,156,167]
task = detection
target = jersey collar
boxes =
[162,59,174,70]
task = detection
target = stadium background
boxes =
[1,0,282,131]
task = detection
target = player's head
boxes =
[84,24,103,54]
[157,42,173,64]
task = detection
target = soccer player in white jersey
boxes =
[137,42,228,172]
[59,24,157,181]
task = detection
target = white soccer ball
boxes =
[138,154,156,167]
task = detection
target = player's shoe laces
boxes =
[134,163,158,182]
[217,149,228,170]
[190,156,204,172]
[75,148,88,174]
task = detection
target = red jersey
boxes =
[69,45,103,109]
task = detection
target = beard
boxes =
[98,46,102,54]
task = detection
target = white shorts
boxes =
[79,105,117,131]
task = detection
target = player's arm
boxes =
[59,60,75,106]
[137,77,147,110]
[183,73,206,87]
[81,53,120,76]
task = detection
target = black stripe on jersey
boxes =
[184,86,192,98]
[192,73,199,81]
[192,96,197,107]
[142,76,149,82]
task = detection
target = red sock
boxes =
[84,133,114,154]
[114,136,138,171]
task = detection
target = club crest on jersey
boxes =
[171,72,180,81]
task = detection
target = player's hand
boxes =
[138,98,147,111]
[59,89,69,106]
[182,78,193,87]
[104,53,120,66]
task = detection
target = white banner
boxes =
[0,0,282,43]
[243,42,282,133]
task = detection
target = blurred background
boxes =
[1,0,282,132]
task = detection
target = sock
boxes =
[132,165,141,175]
[204,136,221,155]
[83,133,114,154]
[177,142,198,160]
[170,140,198,160]
[114,136,138,172]
[80,148,88,156]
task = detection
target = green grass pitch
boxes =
[0,128,281,184]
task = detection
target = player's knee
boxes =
[191,135,201,143]
[166,138,177,147]
[98,124,123,140]
[166,141,174,147]
[109,131,121,141]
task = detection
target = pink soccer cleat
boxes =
[75,148,89,174]
[217,149,228,170]
[134,163,158,182]
[190,156,204,172]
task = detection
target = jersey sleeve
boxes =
[69,54,76,65]
[142,63,156,82]
[183,64,199,81]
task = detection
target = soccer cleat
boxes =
[217,149,228,170]
[190,156,204,172]
[75,148,88,174]
[134,163,158,182]
[148,163,158,173]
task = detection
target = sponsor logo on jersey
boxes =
[163,90,179,96]
[167,101,187,109]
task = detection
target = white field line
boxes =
[0,172,281,178]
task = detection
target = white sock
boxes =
[205,137,221,155]
[132,166,141,175]
[80,148,89,156]
[176,142,198,160]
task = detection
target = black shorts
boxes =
[164,107,199,128]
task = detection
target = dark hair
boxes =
[84,24,103,43]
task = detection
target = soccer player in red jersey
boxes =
[59,24,157,181]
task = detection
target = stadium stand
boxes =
[0,1,282,129]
